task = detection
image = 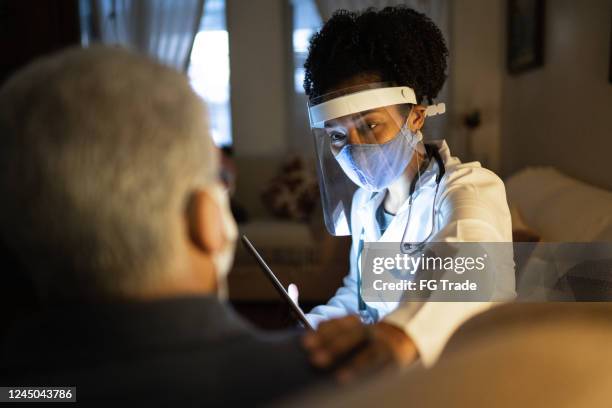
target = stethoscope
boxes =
[357,144,446,320]
[399,143,446,255]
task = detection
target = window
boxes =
[188,0,232,147]
[292,0,322,93]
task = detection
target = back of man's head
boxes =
[0,46,217,302]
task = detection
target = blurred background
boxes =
[1,0,611,328]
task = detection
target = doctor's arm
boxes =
[305,243,361,328]
[302,167,515,378]
[383,167,516,367]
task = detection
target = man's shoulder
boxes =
[189,328,323,404]
[1,299,324,405]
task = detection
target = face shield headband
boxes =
[308,86,445,127]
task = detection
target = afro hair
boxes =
[303,6,448,104]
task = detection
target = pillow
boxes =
[509,204,541,242]
[505,167,612,242]
[260,156,319,221]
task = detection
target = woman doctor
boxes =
[298,6,515,379]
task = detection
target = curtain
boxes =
[89,0,205,72]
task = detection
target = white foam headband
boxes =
[308,86,445,126]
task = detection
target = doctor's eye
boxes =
[329,131,347,146]
[368,122,379,130]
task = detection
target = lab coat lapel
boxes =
[379,209,410,242]
[355,192,386,242]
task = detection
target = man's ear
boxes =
[185,190,225,254]
[407,105,427,132]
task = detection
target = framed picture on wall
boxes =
[507,0,545,75]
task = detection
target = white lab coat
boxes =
[306,140,515,367]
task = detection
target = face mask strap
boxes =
[412,141,427,195]
[401,103,425,196]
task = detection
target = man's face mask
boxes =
[206,183,238,300]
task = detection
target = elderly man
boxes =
[0,47,322,405]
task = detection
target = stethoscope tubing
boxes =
[400,144,445,255]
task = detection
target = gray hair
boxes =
[0,46,217,301]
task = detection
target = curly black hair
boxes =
[303,6,448,104]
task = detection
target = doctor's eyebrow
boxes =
[323,110,381,128]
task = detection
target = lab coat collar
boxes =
[355,158,438,241]
[356,190,386,242]
[393,154,439,216]
[353,140,448,242]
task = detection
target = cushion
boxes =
[505,167,612,242]
[509,204,541,242]
[260,156,319,221]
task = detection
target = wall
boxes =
[449,0,505,171]
[226,0,296,218]
[0,0,81,85]
[226,0,292,157]
[501,0,612,189]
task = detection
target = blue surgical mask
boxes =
[335,126,422,191]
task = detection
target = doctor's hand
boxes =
[302,316,417,383]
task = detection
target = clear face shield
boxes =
[308,83,424,236]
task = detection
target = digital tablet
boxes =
[240,235,313,330]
